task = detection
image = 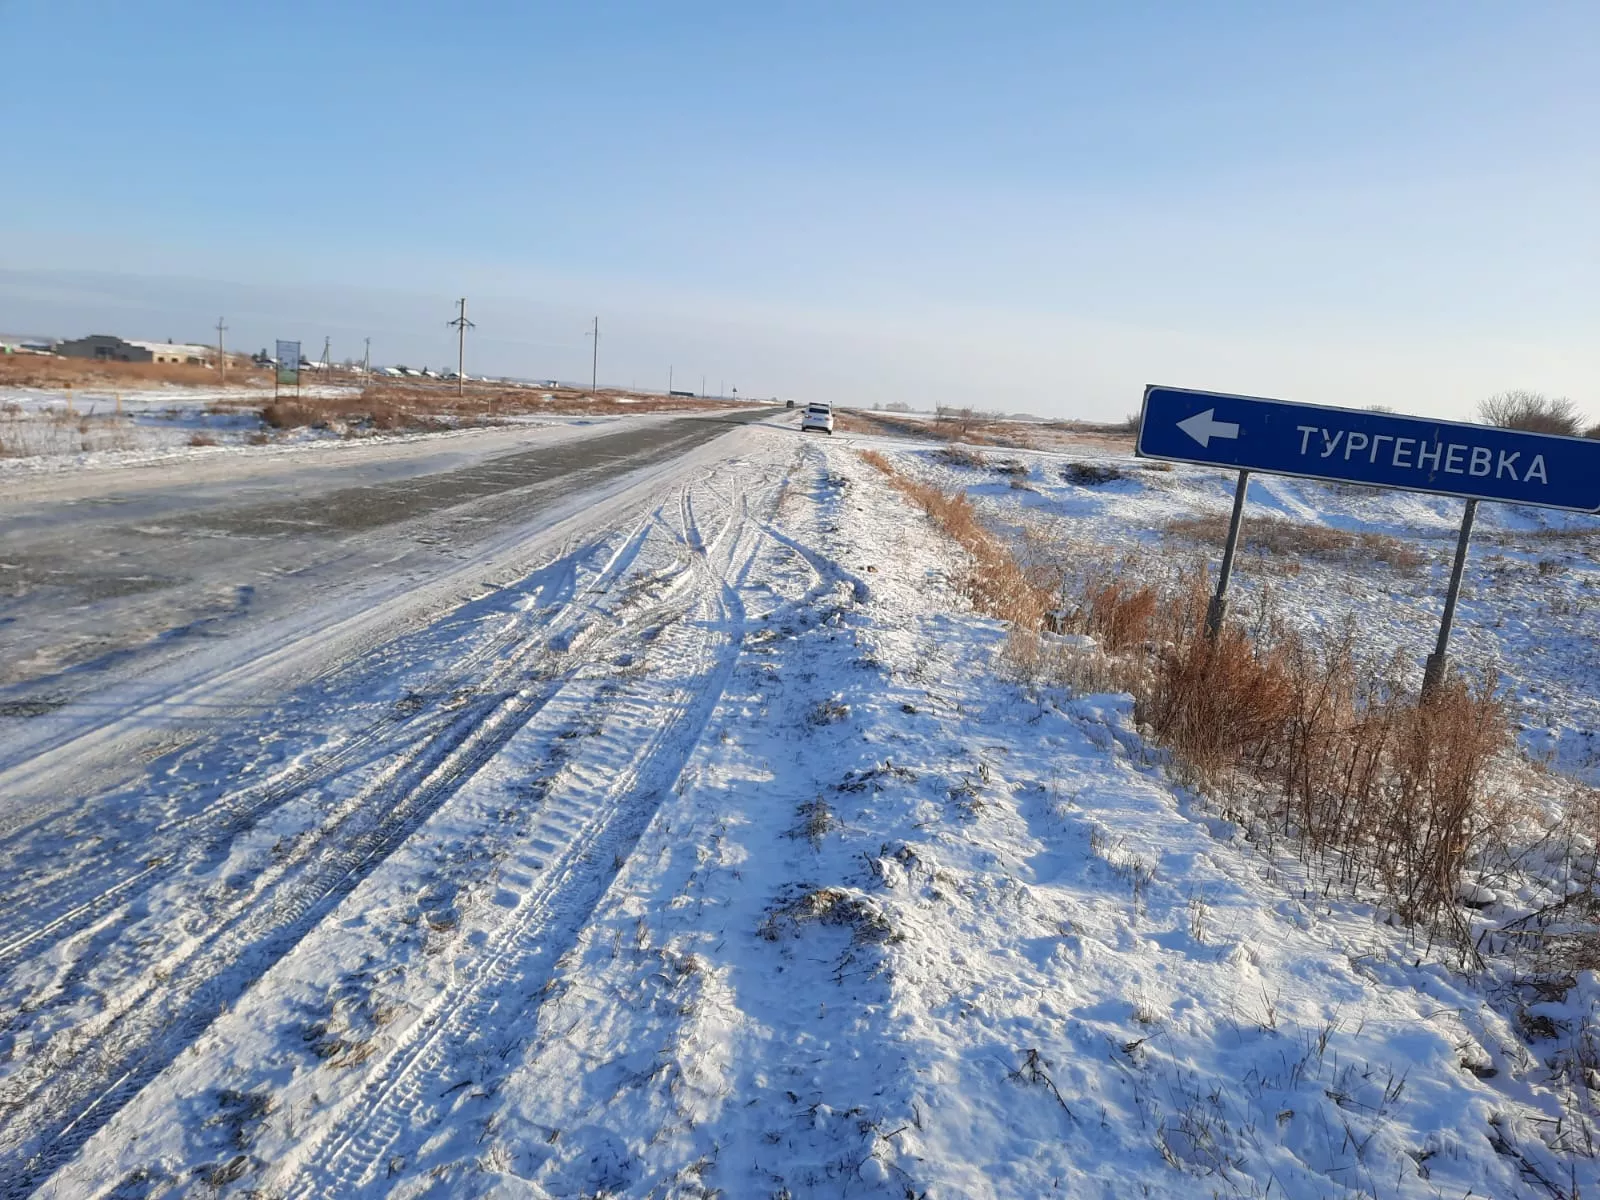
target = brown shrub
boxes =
[860,448,1510,938]
[1381,675,1507,924]
[935,445,986,468]
[1142,594,1297,779]
[187,432,217,447]
[261,401,320,430]
[1141,588,1507,940]
[367,402,405,431]
[1167,513,1425,569]
[1084,578,1158,653]
[1063,462,1127,486]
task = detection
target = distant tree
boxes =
[882,401,911,412]
[1477,390,1586,436]
[1587,422,1600,441]
[1122,412,1141,435]
[936,405,979,436]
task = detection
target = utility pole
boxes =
[363,337,371,384]
[447,298,475,397]
[586,316,600,393]
[215,316,228,382]
[321,336,331,371]
[668,364,673,395]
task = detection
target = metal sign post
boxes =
[1420,499,1477,700]
[1205,470,1250,639]
[1137,384,1600,692]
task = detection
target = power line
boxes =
[447,298,475,396]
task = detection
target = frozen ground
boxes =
[882,439,1600,786]
[0,384,747,470]
[1,418,1597,1198]
[0,383,369,463]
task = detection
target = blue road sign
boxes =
[1137,385,1600,512]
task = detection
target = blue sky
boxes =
[3,1,1595,418]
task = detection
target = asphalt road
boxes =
[0,411,772,705]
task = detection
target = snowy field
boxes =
[1,418,1598,1197]
[887,440,1600,786]
[0,382,730,474]
[0,383,359,465]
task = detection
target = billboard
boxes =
[275,340,300,388]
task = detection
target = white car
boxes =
[800,403,835,435]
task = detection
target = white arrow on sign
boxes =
[1177,408,1240,448]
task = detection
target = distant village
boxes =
[0,332,489,381]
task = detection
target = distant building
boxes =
[55,334,151,362]
[127,339,214,366]
[0,334,56,355]
[54,335,214,366]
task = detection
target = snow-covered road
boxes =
[1,423,1595,1198]
[0,412,767,802]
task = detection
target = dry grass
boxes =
[934,445,986,468]
[860,448,1511,942]
[1083,577,1159,652]
[1167,513,1427,569]
[363,381,740,419]
[1062,462,1129,486]
[1139,575,1299,779]
[0,355,269,390]
[0,408,142,456]
[1087,567,1507,942]
[835,407,1136,454]
[758,886,899,945]
[858,449,1049,631]
[258,381,744,434]
[833,407,1010,445]
[1481,525,1600,544]
[833,410,953,440]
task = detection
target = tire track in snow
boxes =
[0,524,577,846]
[274,492,773,1198]
[0,517,659,975]
[0,488,729,1197]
